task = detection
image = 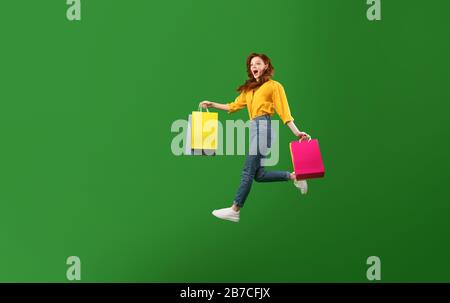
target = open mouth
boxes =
[253,70,259,75]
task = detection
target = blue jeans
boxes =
[233,115,290,208]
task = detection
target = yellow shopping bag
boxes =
[191,105,218,154]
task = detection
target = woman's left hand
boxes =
[297,131,311,141]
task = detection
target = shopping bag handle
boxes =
[198,104,209,112]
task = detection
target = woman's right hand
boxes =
[199,101,214,109]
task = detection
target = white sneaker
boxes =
[294,179,308,195]
[212,207,240,223]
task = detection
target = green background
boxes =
[1,0,449,282]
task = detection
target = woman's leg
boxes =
[232,154,261,209]
[254,166,291,182]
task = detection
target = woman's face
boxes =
[250,56,267,80]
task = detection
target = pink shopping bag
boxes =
[290,139,325,180]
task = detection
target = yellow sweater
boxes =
[227,79,294,124]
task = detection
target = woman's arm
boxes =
[287,120,310,140]
[199,101,229,111]
[272,82,310,140]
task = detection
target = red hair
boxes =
[237,53,274,93]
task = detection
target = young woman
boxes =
[199,53,310,223]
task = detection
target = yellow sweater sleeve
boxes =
[227,92,247,113]
[272,82,294,124]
